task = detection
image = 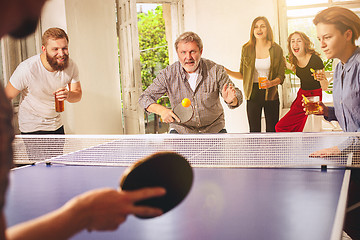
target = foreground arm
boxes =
[308,103,360,158]
[6,187,165,240]
[308,104,340,158]
[309,146,341,158]
[306,101,341,158]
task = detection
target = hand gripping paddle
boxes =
[120,152,193,218]
[173,98,194,123]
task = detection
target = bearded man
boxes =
[5,27,82,134]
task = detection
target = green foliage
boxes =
[156,95,171,108]
[323,59,334,94]
[325,82,333,94]
[138,6,169,91]
[285,68,295,75]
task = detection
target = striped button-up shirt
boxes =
[139,58,243,134]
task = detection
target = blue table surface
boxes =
[5,164,346,240]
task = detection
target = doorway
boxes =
[116,0,183,134]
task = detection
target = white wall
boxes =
[40,0,124,134]
[184,0,278,133]
[64,0,123,134]
[41,0,68,33]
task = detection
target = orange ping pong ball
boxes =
[181,98,191,108]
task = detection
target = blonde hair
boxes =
[287,31,319,68]
[313,6,360,45]
[175,32,203,52]
[42,27,69,46]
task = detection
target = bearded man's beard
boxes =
[46,53,69,71]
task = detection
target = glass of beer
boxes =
[258,76,267,89]
[304,96,320,115]
[55,95,64,112]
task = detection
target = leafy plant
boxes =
[157,95,171,108]
[285,68,295,75]
[323,58,333,72]
[138,6,169,91]
[323,59,334,94]
[325,82,333,94]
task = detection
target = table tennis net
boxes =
[12,133,360,168]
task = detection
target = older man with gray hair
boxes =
[139,31,243,134]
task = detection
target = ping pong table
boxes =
[5,133,359,240]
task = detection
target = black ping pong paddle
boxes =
[120,152,193,218]
[172,101,194,123]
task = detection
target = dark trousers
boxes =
[21,126,65,135]
[169,129,227,134]
[247,84,279,132]
[20,126,65,162]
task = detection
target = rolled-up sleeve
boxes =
[138,70,168,111]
